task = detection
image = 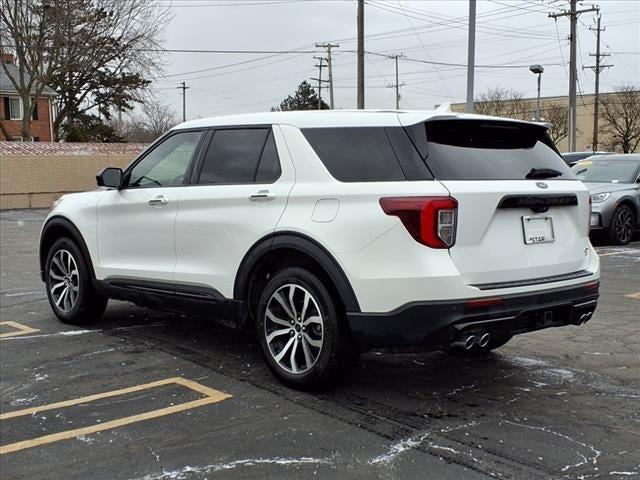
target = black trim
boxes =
[471,270,592,290]
[234,232,361,313]
[498,194,578,213]
[39,216,96,281]
[347,281,599,347]
[97,278,239,319]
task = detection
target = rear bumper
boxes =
[347,281,599,347]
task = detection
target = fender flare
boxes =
[234,232,361,313]
[39,216,96,281]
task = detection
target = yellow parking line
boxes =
[0,321,40,339]
[625,292,640,300]
[0,377,231,455]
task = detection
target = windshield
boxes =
[571,160,640,183]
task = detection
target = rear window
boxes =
[302,127,431,182]
[408,119,574,181]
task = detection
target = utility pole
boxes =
[316,43,339,109]
[465,0,476,113]
[386,54,405,110]
[177,81,189,122]
[311,56,329,110]
[549,1,599,151]
[584,15,612,151]
[357,0,364,109]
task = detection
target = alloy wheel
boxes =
[264,284,324,374]
[614,209,633,243]
[49,249,79,313]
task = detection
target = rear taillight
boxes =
[379,196,458,248]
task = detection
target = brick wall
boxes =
[0,96,54,142]
[0,142,148,209]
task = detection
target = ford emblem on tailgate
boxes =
[536,182,549,189]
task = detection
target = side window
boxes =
[255,130,282,183]
[198,128,270,184]
[302,127,406,182]
[128,131,202,188]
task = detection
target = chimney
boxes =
[2,53,14,64]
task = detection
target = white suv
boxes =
[40,111,600,388]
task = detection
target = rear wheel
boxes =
[607,205,635,245]
[256,267,354,389]
[45,238,108,325]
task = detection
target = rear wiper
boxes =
[525,168,563,179]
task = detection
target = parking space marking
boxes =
[625,292,640,299]
[0,321,40,339]
[0,377,231,455]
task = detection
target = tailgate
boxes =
[442,180,591,285]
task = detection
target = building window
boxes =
[8,97,22,120]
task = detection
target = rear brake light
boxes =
[379,196,458,248]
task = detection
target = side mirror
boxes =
[96,167,123,189]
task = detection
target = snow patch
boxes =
[134,457,332,479]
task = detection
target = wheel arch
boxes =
[615,197,638,220]
[39,216,96,282]
[234,232,361,325]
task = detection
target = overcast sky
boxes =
[150,0,639,119]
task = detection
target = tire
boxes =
[256,266,355,390]
[45,237,108,325]
[607,205,635,245]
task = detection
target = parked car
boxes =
[562,151,614,167]
[39,111,600,388]
[572,154,640,245]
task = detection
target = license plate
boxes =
[522,216,555,244]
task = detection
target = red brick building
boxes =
[0,54,56,142]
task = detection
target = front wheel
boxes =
[256,267,355,389]
[45,237,108,325]
[607,205,635,245]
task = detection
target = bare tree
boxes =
[1,0,169,141]
[541,102,569,147]
[122,98,178,143]
[600,84,640,153]
[474,88,529,120]
[1,0,64,139]
[50,0,170,140]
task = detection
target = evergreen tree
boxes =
[275,81,330,111]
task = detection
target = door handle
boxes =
[249,190,275,202]
[148,195,168,206]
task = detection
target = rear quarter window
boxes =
[302,127,408,182]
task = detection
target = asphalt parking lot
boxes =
[1,209,639,480]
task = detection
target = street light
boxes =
[529,64,544,122]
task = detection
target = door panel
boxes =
[174,126,294,297]
[95,130,203,281]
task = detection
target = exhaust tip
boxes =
[479,333,491,348]
[452,335,476,350]
[464,335,476,350]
